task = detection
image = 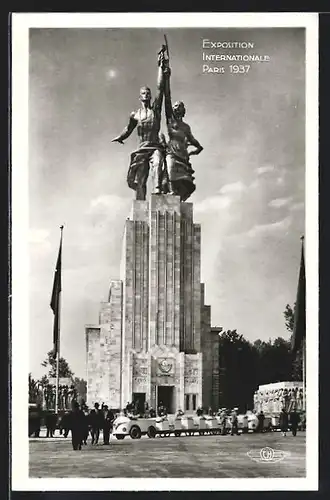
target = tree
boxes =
[283,304,303,380]
[218,330,257,411]
[217,303,304,413]
[39,374,49,387]
[29,373,38,402]
[28,373,44,404]
[253,336,295,385]
[284,303,295,333]
[41,350,74,379]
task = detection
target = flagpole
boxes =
[55,225,63,414]
[291,234,305,414]
[55,292,61,414]
[302,337,306,412]
[301,235,306,413]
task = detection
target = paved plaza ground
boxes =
[29,429,306,478]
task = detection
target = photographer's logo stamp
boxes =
[247,447,290,464]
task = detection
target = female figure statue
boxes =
[163,61,203,201]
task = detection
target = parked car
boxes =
[112,415,157,440]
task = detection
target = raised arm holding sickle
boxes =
[162,36,203,201]
[112,47,168,200]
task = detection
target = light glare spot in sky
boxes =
[106,68,118,80]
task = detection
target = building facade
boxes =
[86,194,218,413]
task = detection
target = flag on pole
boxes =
[50,226,63,359]
[291,237,306,354]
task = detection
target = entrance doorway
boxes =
[132,393,146,414]
[157,386,174,414]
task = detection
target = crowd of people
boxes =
[123,400,156,418]
[256,407,304,436]
[37,398,305,450]
[172,406,241,436]
[57,402,244,448]
[195,405,304,437]
[213,407,240,436]
[55,401,116,450]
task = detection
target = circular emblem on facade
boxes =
[158,358,173,374]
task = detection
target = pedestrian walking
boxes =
[279,408,289,437]
[45,411,57,438]
[89,402,104,445]
[289,409,300,437]
[231,408,239,436]
[70,402,86,451]
[257,411,265,433]
[220,409,227,435]
[61,412,71,438]
[82,405,90,445]
[102,405,115,445]
[45,411,53,438]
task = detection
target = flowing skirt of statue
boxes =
[165,143,196,202]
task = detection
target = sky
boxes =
[29,27,305,380]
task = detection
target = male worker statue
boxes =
[112,47,169,200]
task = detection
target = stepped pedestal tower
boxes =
[85,194,218,413]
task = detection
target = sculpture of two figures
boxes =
[112,37,203,202]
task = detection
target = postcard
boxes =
[11,12,318,491]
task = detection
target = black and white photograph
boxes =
[11,13,318,491]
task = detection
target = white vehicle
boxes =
[246,412,259,432]
[270,415,280,429]
[204,416,222,435]
[213,414,248,434]
[155,416,175,437]
[112,415,157,440]
[112,411,264,440]
[263,416,276,431]
[193,416,208,435]
[173,416,184,436]
[237,414,249,433]
[180,415,200,435]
